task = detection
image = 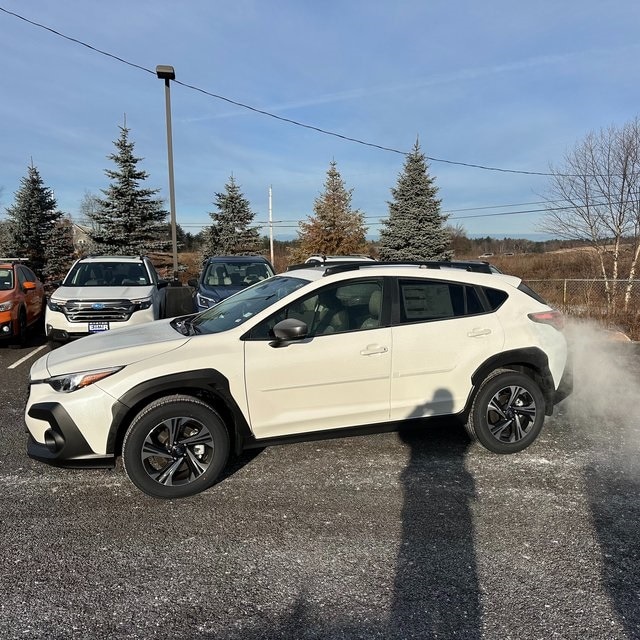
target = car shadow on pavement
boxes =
[217,447,265,483]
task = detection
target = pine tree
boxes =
[43,217,76,281]
[378,141,452,261]
[0,221,13,255]
[88,125,169,255]
[4,164,71,276]
[290,160,367,263]
[201,176,261,256]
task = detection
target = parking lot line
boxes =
[8,345,47,370]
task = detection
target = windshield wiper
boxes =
[171,317,193,336]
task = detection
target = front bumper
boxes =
[26,402,115,468]
[45,307,156,342]
[0,310,15,339]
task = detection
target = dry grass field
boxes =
[474,247,640,341]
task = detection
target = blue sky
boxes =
[1,1,639,241]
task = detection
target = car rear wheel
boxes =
[122,395,230,498]
[466,369,545,453]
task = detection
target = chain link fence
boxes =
[526,279,640,339]
[526,279,640,314]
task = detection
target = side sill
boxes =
[241,414,466,450]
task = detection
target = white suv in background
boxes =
[45,255,168,343]
[27,261,572,498]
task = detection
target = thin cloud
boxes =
[183,43,639,123]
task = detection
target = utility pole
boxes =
[155,65,178,281]
[268,185,274,266]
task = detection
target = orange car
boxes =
[0,259,46,344]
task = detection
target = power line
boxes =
[0,5,573,178]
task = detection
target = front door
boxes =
[243,279,391,439]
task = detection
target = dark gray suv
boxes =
[189,256,275,311]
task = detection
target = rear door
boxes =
[389,277,505,420]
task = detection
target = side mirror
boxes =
[187,278,198,288]
[23,281,37,291]
[157,279,169,290]
[270,318,308,347]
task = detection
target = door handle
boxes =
[467,328,492,338]
[360,344,388,356]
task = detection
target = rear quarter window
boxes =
[483,287,509,310]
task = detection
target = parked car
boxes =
[189,255,275,312]
[25,261,572,498]
[45,255,168,343]
[0,258,46,345]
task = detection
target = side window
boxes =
[22,267,37,282]
[247,279,383,340]
[142,260,158,285]
[466,287,485,314]
[398,280,486,323]
[484,287,509,310]
[16,267,27,287]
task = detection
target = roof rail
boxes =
[286,259,496,276]
[0,257,29,264]
[322,260,495,276]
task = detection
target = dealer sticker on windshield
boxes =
[88,322,110,333]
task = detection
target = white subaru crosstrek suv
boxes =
[45,255,168,343]
[26,261,572,498]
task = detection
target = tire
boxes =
[466,369,546,454]
[122,394,230,499]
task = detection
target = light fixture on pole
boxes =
[156,64,178,281]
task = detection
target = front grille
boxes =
[63,299,135,323]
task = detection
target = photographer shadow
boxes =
[389,388,483,638]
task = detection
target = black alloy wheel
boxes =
[123,395,229,498]
[466,369,546,453]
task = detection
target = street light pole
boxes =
[156,65,178,281]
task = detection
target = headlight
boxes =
[0,300,14,312]
[47,298,64,312]
[45,366,124,393]
[131,297,152,311]
[197,293,219,308]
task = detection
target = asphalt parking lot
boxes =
[1,326,639,640]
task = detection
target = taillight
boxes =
[528,309,564,331]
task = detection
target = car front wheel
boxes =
[466,369,546,453]
[122,395,230,498]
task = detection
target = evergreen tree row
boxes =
[2,127,452,281]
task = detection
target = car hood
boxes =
[33,319,189,379]
[50,285,155,301]
[199,283,245,301]
[0,290,16,303]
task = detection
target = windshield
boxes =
[0,268,14,290]
[202,260,274,288]
[63,262,151,287]
[190,275,308,334]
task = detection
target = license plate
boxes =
[88,322,110,333]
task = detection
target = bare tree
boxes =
[542,118,640,310]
